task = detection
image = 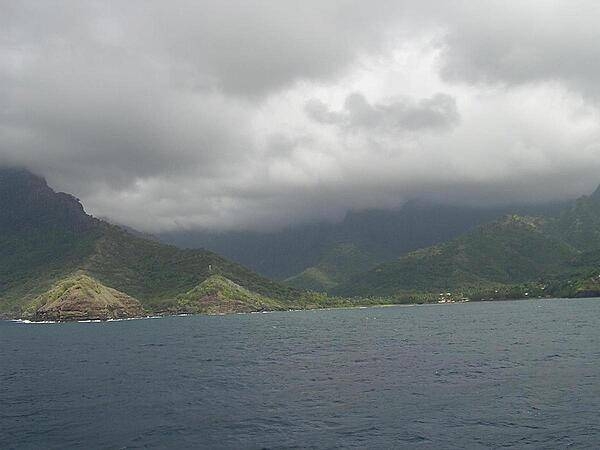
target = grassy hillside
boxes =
[284,243,379,291]
[23,273,144,321]
[3,167,600,319]
[160,201,565,284]
[175,275,284,315]
[548,190,600,251]
[0,169,103,315]
[0,168,298,318]
[81,224,296,311]
[335,215,580,297]
[335,189,600,298]
[0,223,299,317]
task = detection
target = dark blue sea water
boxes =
[2,299,600,449]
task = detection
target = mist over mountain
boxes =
[159,200,568,289]
[6,3,600,448]
[335,186,600,299]
[0,168,302,319]
[2,166,600,322]
[0,168,95,232]
[3,1,600,232]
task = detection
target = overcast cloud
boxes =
[2,0,600,232]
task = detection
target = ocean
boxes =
[2,298,600,449]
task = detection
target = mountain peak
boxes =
[0,167,47,190]
[0,167,94,232]
[0,167,296,320]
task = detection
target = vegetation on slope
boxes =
[160,201,565,283]
[23,273,144,321]
[335,215,579,297]
[175,274,284,314]
[284,243,379,291]
[3,167,600,320]
[0,168,298,318]
[287,191,600,301]
[0,169,102,316]
[548,190,600,250]
[81,224,297,312]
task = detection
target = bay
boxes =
[2,299,600,449]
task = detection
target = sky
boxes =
[2,0,600,232]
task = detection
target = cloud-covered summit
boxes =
[2,0,600,232]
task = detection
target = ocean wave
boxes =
[10,315,164,325]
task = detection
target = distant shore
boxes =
[5,295,598,324]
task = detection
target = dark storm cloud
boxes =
[1,0,600,231]
[434,1,600,99]
[0,0,405,186]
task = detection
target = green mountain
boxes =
[335,191,600,299]
[159,200,567,290]
[0,168,299,319]
[24,273,144,322]
[3,167,599,319]
[548,190,600,249]
[175,274,283,315]
[284,243,379,291]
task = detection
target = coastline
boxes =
[5,296,597,324]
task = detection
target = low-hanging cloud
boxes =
[2,0,600,232]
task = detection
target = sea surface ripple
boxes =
[2,298,600,449]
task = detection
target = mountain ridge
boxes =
[159,199,569,291]
[335,191,600,299]
[2,167,600,320]
[0,168,301,320]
